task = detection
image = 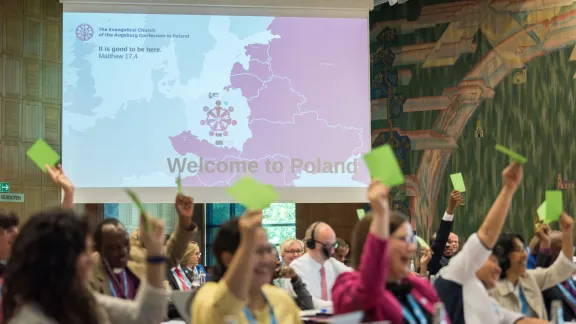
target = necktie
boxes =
[175,268,190,291]
[320,265,328,300]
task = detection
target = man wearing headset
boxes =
[290,222,352,309]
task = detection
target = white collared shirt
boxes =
[289,253,352,309]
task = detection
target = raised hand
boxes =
[420,247,432,266]
[535,222,550,239]
[139,215,166,256]
[502,162,523,191]
[46,164,74,192]
[447,190,463,214]
[280,267,298,279]
[367,180,390,216]
[559,212,574,233]
[175,194,196,230]
[238,210,263,236]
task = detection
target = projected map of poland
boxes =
[169,17,368,187]
[62,14,369,187]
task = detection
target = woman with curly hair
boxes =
[2,208,169,324]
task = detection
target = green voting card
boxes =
[176,174,183,194]
[450,173,466,192]
[226,176,279,209]
[356,209,366,220]
[363,144,405,187]
[415,236,430,249]
[26,139,60,172]
[545,191,563,224]
[537,201,548,223]
[494,144,527,164]
[126,189,151,232]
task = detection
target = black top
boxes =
[387,282,433,324]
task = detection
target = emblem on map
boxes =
[76,24,94,41]
[200,100,237,137]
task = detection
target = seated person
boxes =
[192,210,301,323]
[435,162,547,324]
[332,180,448,323]
[290,222,351,309]
[489,218,576,320]
[272,244,314,310]
[3,208,169,324]
[180,241,208,286]
[333,238,349,264]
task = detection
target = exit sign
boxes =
[0,182,9,193]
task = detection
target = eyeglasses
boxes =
[315,240,339,250]
[285,249,303,255]
[391,234,417,244]
[194,252,202,257]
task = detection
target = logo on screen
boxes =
[75,24,94,41]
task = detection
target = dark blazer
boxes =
[428,219,454,275]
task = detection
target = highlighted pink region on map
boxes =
[170,17,370,187]
[267,17,369,128]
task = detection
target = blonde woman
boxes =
[180,242,207,286]
[273,238,313,310]
[280,238,304,266]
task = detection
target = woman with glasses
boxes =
[191,210,301,323]
[332,180,448,323]
[489,214,576,321]
[280,239,304,266]
[273,239,314,310]
[181,242,208,286]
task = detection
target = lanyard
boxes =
[171,268,192,290]
[243,293,277,324]
[401,294,428,324]
[568,278,576,292]
[109,270,128,299]
[558,283,576,306]
[518,287,529,315]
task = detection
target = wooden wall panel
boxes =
[23,58,41,100]
[3,55,22,99]
[24,0,43,18]
[44,1,61,22]
[22,142,41,186]
[3,14,23,56]
[42,61,60,103]
[1,142,22,185]
[0,0,62,223]
[22,185,41,215]
[43,103,59,146]
[23,17,42,59]
[22,100,41,143]
[296,203,364,243]
[43,21,60,63]
[1,98,21,141]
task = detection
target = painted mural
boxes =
[370,0,576,240]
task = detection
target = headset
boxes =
[305,222,331,260]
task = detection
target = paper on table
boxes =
[26,139,60,172]
[415,236,430,249]
[494,144,527,164]
[226,176,279,209]
[126,189,151,232]
[363,144,405,187]
[537,201,547,223]
[450,173,466,193]
[545,191,563,224]
[356,209,366,220]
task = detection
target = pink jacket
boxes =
[332,233,450,324]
